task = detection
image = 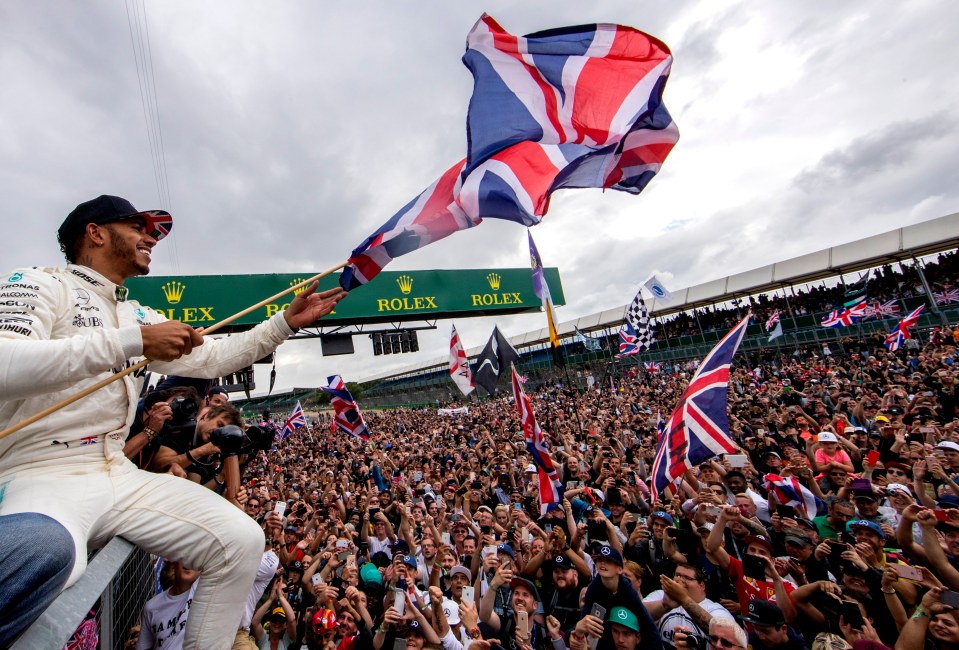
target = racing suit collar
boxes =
[65,265,129,302]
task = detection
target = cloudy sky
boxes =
[2,1,957,394]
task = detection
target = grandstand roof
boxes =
[362,211,959,382]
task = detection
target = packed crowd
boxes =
[115,312,959,650]
[657,251,958,339]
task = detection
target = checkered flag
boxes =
[625,290,655,351]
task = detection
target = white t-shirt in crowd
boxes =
[241,551,281,630]
[137,581,199,650]
[643,590,733,649]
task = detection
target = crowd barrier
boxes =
[12,537,155,650]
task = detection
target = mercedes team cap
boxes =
[744,599,785,627]
[937,441,959,453]
[59,195,172,244]
[609,607,641,633]
[593,544,624,567]
[817,432,838,443]
[650,511,674,526]
[847,519,884,538]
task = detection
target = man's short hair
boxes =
[204,404,243,427]
[673,561,706,583]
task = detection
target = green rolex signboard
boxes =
[126,268,565,330]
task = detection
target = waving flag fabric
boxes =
[643,275,673,305]
[340,14,678,290]
[885,305,924,351]
[320,375,371,441]
[449,324,475,396]
[616,322,641,358]
[934,289,959,305]
[644,361,660,372]
[766,310,783,341]
[512,365,563,513]
[843,271,870,309]
[281,401,307,441]
[821,303,867,328]
[764,474,824,519]
[650,314,750,497]
[575,326,602,351]
[863,300,901,320]
[528,231,562,364]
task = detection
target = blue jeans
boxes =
[0,512,75,647]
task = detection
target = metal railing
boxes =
[12,537,155,650]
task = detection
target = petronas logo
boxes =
[161,281,186,305]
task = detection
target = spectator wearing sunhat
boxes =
[743,599,808,650]
[578,544,663,650]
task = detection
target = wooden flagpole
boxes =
[0,261,347,441]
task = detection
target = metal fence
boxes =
[12,537,155,650]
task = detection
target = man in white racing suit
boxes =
[0,195,345,649]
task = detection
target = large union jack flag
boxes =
[820,303,867,328]
[280,401,307,441]
[885,305,924,351]
[340,14,678,290]
[320,375,371,441]
[650,314,750,497]
[765,310,780,331]
[512,365,563,512]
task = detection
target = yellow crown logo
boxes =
[161,281,186,304]
[397,275,414,295]
[487,272,501,291]
[290,277,308,296]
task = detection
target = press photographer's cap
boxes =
[58,195,172,243]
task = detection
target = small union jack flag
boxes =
[644,361,660,372]
[764,473,824,519]
[650,314,750,497]
[280,401,307,441]
[885,305,924,352]
[765,310,780,331]
[820,303,867,328]
[512,366,563,513]
[320,376,371,441]
[141,210,173,241]
[863,300,901,320]
[617,322,641,357]
[934,289,959,305]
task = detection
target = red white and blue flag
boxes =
[512,365,563,513]
[320,375,371,441]
[280,401,306,441]
[650,315,750,497]
[863,300,901,319]
[616,322,641,357]
[934,289,959,305]
[764,473,824,519]
[820,303,867,328]
[449,324,475,396]
[765,310,780,331]
[644,361,660,372]
[340,15,678,290]
[885,305,924,352]
[140,210,173,241]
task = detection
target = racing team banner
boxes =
[126,268,564,330]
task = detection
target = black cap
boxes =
[509,576,541,602]
[58,195,172,245]
[287,560,304,573]
[552,554,574,570]
[744,599,785,627]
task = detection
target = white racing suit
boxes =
[0,264,294,650]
